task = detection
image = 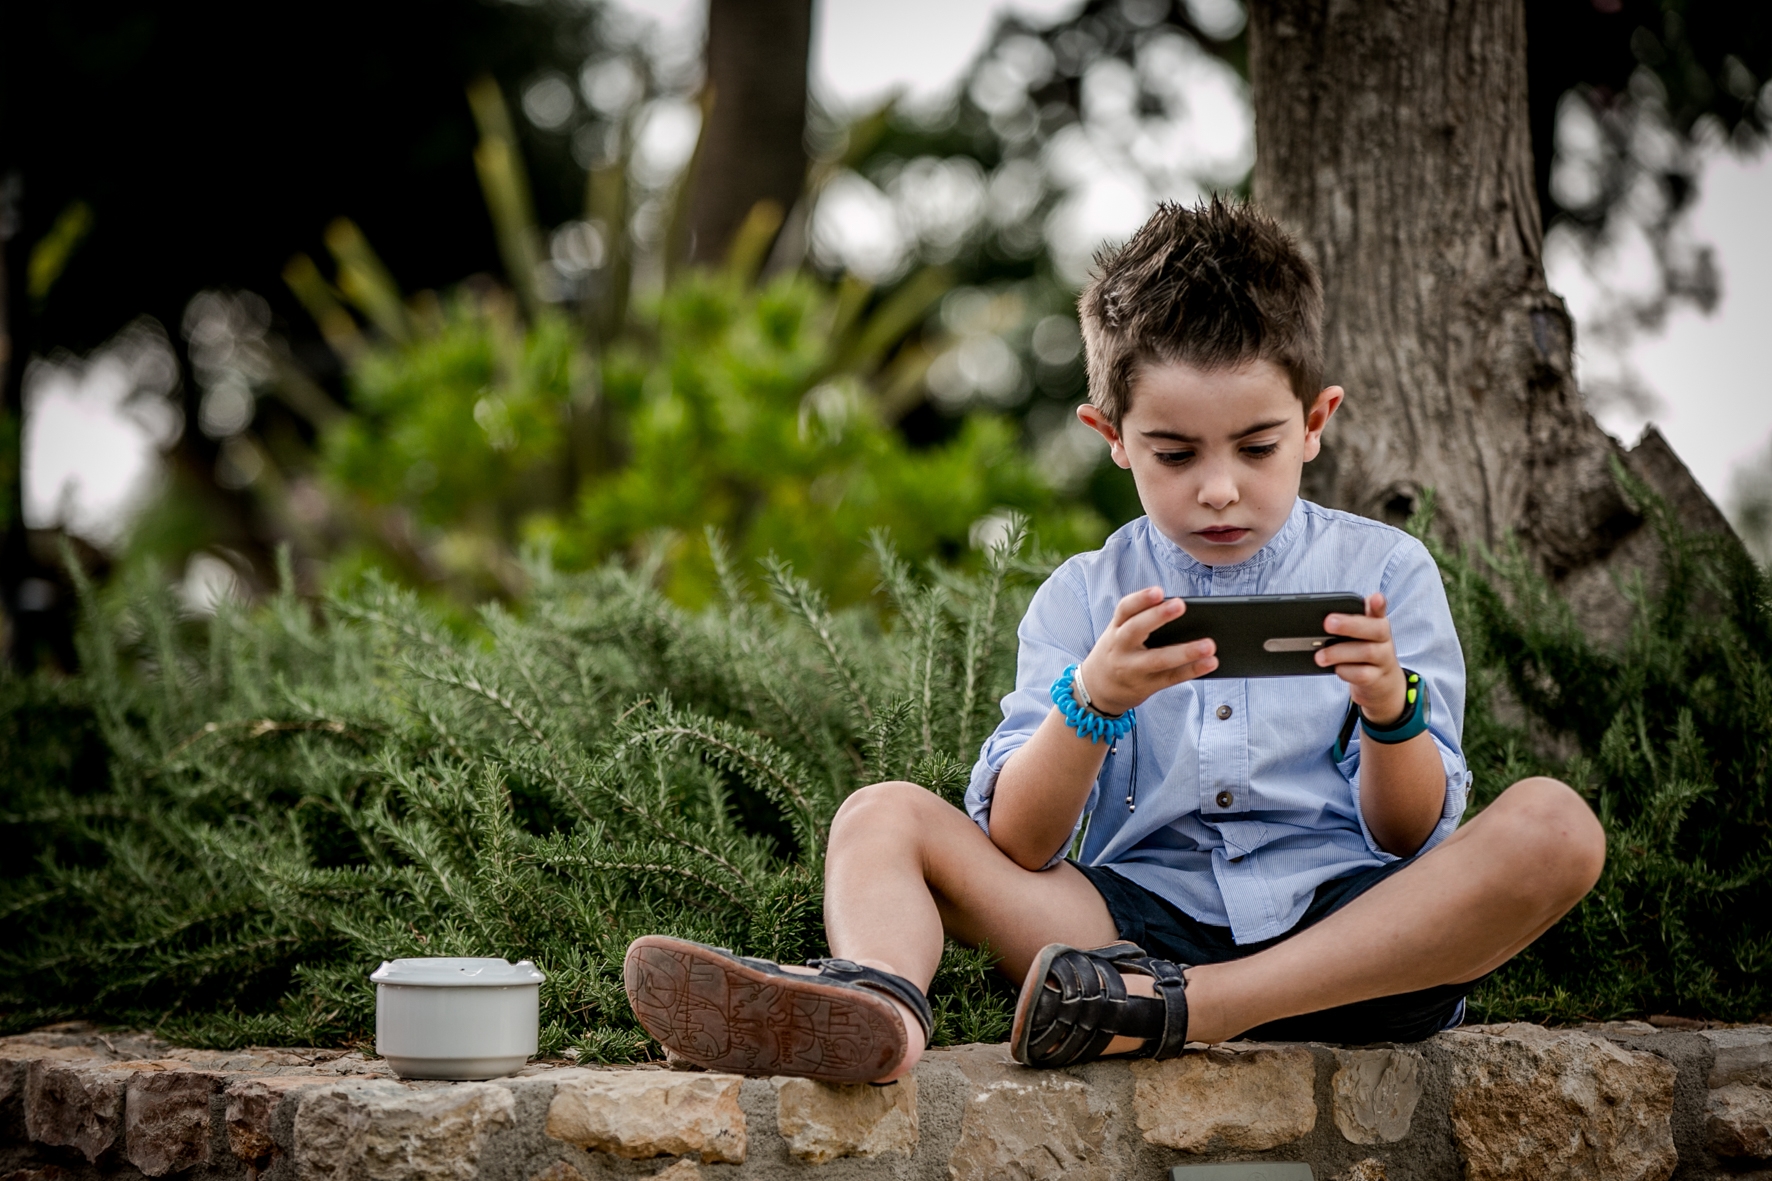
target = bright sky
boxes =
[24,0,1772,546]
[813,0,1082,108]
[613,0,1084,108]
[1547,147,1772,509]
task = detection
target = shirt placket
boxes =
[1198,680,1249,827]
[1202,564,1269,937]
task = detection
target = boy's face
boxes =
[1077,359,1343,566]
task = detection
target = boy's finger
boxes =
[1333,662,1384,689]
[1323,612,1390,640]
[1142,636,1214,668]
[1123,596,1186,644]
[1121,641,1211,684]
[1366,592,1387,619]
[1112,587,1167,628]
[1316,640,1388,667]
[1163,653,1219,685]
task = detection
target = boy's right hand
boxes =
[1077,587,1217,716]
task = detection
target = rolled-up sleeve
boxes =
[1335,538,1472,860]
[964,566,1099,851]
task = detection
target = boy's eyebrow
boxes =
[1140,418,1292,444]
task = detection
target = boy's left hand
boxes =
[1316,592,1409,726]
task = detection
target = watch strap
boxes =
[1330,669,1429,759]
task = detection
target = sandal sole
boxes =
[624,935,908,1083]
[1009,942,1072,1066]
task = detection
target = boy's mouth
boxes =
[1195,526,1251,544]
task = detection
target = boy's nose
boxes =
[1196,466,1238,510]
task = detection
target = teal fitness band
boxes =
[1052,664,1136,744]
[1331,669,1429,761]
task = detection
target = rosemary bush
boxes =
[1433,487,1772,1024]
[0,529,1041,1053]
[3,498,1769,1051]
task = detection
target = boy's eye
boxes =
[1242,442,1279,459]
[1154,450,1194,466]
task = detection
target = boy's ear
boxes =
[1302,386,1344,463]
[1076,402,1132,469]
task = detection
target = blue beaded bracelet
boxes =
[1052,664,1136,744]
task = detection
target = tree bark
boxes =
[685,0,812,266]
[1248,0,1729,635]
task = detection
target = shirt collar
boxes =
[1145,497,1306,577]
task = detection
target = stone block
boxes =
[226,1075,327,1162]
[1332,1047,1423,1145]
[1131,1042,1316,1153]
[124,1068,221,1176]
[293,1079,516,1181]
[1707,1082,1772,1159]
[1443,1023,1677,1181]
[545,1069,745,1164]
[774,1076,917,1163]
[947,1046,1111,1181]
[1,1046,105,1110]
[23,1059,125,1162]
[1702,1028,1772,1089]
[0,1059,22,1109]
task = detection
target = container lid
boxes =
[370,957,545,987]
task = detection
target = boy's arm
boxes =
[1318,593,1447,857]
[989,587,1217,870]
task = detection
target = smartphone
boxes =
[1142,592,1366,678]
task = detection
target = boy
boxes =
[623,199,1605,1083]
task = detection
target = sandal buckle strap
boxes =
[805,957,935,1048]
[1147,960,1190,1059]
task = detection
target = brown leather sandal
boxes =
[623,935,933,1082]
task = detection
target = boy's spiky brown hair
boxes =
[1078,197,1324,426]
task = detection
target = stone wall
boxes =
[2,1021,1769,1181]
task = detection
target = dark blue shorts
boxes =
[1072,855,1479,1044]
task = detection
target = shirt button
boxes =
[1216,790,1234,808]
[1216,704,1233,720]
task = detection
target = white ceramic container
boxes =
[371,957,545,1080]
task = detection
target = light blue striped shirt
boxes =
[966,498,1471,945]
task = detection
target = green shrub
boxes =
[315,268,1105,610]
[0,530,1042,1052]
[3,492,1768,1051]
[1430,487,1772,1023]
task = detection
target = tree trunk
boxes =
[1247,0,1729,636]
[685,0,812,266]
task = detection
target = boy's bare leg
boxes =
[819,775,1603,1079]
[818,779,1122,1080]
[1177,775,1605,1044]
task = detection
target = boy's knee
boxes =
[831,780,943,843]
[1493,776,1606,898]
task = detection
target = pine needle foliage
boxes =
[0,529,1042,1054]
